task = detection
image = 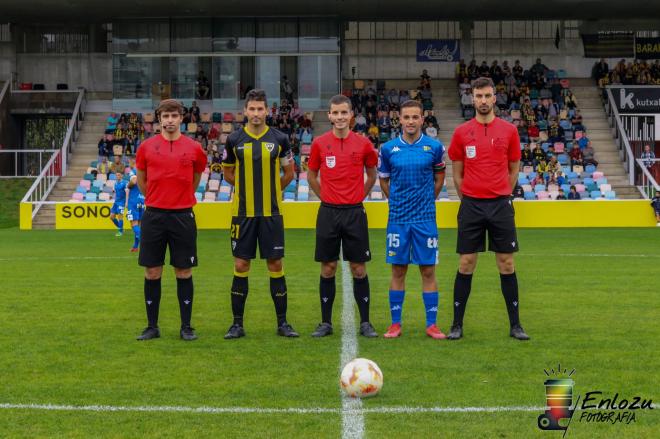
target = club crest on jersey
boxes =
[264,142,275,152]
[466,145,477,159]
[326,156,336,168]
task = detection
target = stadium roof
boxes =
[4,0,660,22]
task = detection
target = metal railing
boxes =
[20,88,86,219]
[636,158,660,199]
[0,149,58,178]
[604,86,637,187]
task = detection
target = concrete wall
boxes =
[0,42,15,82]
[16,53,112,92]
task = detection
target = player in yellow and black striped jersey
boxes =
[223,125,291,218]
[221,89,298,339]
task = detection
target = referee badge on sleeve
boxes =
[466,145,477,159]
[326,156,336,168]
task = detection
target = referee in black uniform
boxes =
[222,89,298,339]
[447,77,530,341]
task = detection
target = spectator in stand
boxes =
[501,60,511,77]
[354,113,367,133]
[109,155,124,175]
[641,144,656,169]
[651,191,660,226]
[490,60,503,84]
[512,60,523,81]
[189,101,201,122]
[547,119,564,144]
[456,59,468,83]
[532,171,546,187]
[582,144,598,168]
[532,143,546,166]
[568,185,581,200]
[478,61,490,77]
[460,91,473,118]
[467,59,479,80]
[420,69,431,87]
[388,89,400,110]
[545,145,555,161]
[424,122,438,140]
[513,183,524,199]
[496,86,508,110]
[527,120,540,142]
[536,159,550,176]
[459,77,472,96]
[98,137,110,159]
[593,59,610,83]
[577,132,591,150]
[521,143,534,167]
[569,144,584,169]
[367,122,379,140]
[196,71,210,99]
[378,112,391,136]
[98,156,110,177]
[556,188,567,200]
[424,110,438,128]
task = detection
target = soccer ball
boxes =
[339,358,383,398]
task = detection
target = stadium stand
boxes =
[457,59,618,200]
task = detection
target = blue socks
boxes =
[111,218,120,228]
[423,292,439,327]
[117,219,124,231]
[132,224,141,248]
[389,290,405,324]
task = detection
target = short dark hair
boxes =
[245,89,268,107]
[400,100,424,114]
[156,99,184,116]
[471,77,495,91]
[328,94,352,109]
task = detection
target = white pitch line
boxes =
[340,259,364,439]
[0,403,549,414]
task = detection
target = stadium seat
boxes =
[223,113,234,123]
[575,184,586,193]
[212,112,222,123]
[592,171,604,181]
[283,192,295,201]
[583,177,594,186]
[222,123,233,133]
[83,173,95,181]
[370,192,383,200]
[561,184,571,194]
[298,192,309,201]
[102,186,113,194]
[98,192,110,201]
[85,193,97,202]
[187,123,198,134]
[72,192,84,201]
[548,184,559,192]
[108,173,116,181]
[203,192,215,202]
[605,191,616,200]
[590,190,602,199]
[220,186,231,194]
[599,183,611,192]
[549,191,560,200]
[105,180,116,189]
[301,145,311,155]
[90,186,101,195]
[523,165,534,174]
[218,192,230,201]
[534,184,546,193]
[298,186,309,193]
[194,192,203,202]
[201,113,211,123]
[92,180,104,189]
[79,180,91,190]
[524,192,536,200]
[75,185,87,194]
[558,154,569,165]
[554,142,565,153]
[536,191,550,200]
[519,177,530,185]
[208,180,220,191]
[522,184,533,193]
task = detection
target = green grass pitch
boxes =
[0,227,658,438]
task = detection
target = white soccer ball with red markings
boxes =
[340,358,383,398]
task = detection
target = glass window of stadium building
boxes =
[112,18,340,110]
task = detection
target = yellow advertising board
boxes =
[39,200,658,230]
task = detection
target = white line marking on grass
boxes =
[0,403,549,414]
[0,256,134,262]
[340,259,364,439]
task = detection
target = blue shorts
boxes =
[385,221,438,266]
[126,204,144,222]
[111,204,125,216]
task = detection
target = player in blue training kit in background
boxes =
[126,171,144,252]
[378,100,448,339]
[110,171,127,236]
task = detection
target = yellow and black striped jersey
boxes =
[223,126,291,217]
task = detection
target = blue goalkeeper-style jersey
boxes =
[127,171,144,208]
[378,134,445,224]
[114,180,127,205]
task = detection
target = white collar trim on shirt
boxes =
[398,134,424,146]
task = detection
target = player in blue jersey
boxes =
[126,171,144,252]
[378,100,447,339]
[110,171,127,236]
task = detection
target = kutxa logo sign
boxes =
[612,86,660,114]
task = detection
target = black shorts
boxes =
[456,196,519,254]
[139,207,198,268]
[231,215,284,260]
[315,203,371,263]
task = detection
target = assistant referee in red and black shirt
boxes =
[135,99,207,341]
[307,94,378,338]
[447,77,530,341]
